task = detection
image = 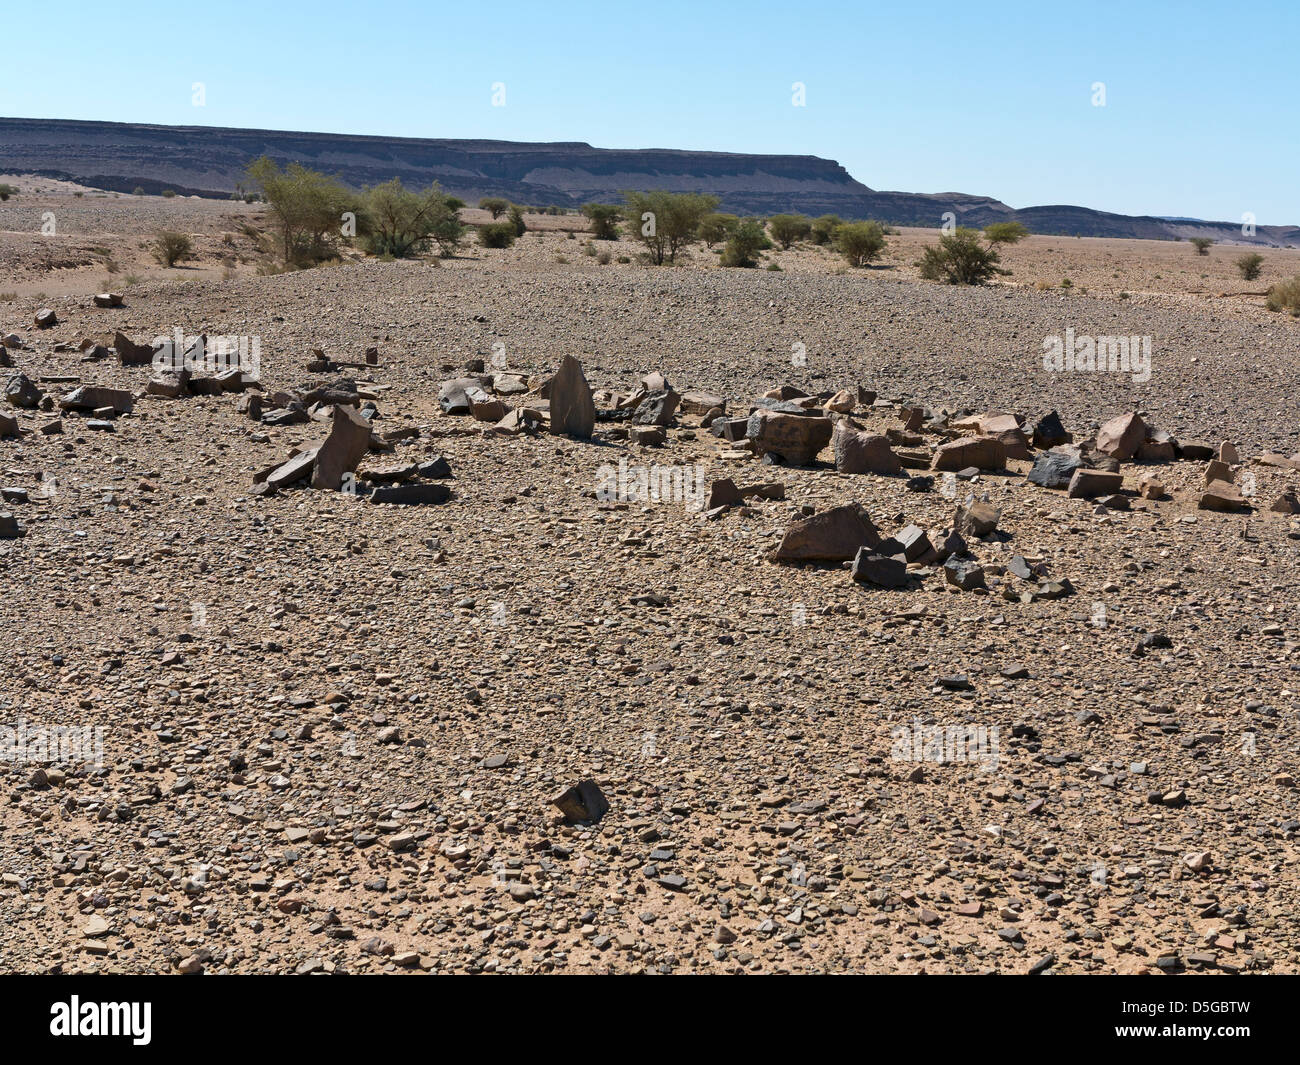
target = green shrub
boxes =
[360,178,464,258]
[916,227,1001,285]
[835,220,888,267]
[1190,237,1214,255]
[153,230,193,267]
[697,213,738,248]
[478,222,517,249]
[133,187,145,196]
[810,214,842,245]
[720,218,771,268]
[479,197,509,219]
[620,189,720,264]
[0,183,18,201]
[581,203,622,240]
[1236,252,1264,281]
[508,204,527,237]
[1266,276,1300,315]
[246,156,358,265]
[983,221,1030,245]
[768,213,812,250]
[161,189,176,198]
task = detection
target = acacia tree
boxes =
[361,178,464,258]
[621,190,720,264]
[768,213,811,250]
[983,221,1029,246]
[810,214,842,245]
[479,197,509,219]
[917,227,1001,284]
[697,213,737,248]
[835,221,888,267]
[246,156,356,265]
[581,203,622,240]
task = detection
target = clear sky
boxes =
[5,0,1294,223]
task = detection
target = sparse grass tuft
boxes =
[1266,276,1300,316]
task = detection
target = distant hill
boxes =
[2,116,1296,247]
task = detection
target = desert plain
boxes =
[1,178,1300,975]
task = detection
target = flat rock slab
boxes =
[369,482,451,505]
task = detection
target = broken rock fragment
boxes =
[1067,469,1124,499]
[5,374,41,409]
[833,422,902,475]
[311,405,373,490]
[368,483,451,505]
[552,780,610,823]
[59,386,133,415]
[943,556,986,591]
[772,504,881,563]
[1199,481,1249,512]
[747,410,832,465]
[1095,411,1146,461]
[851,549,908,588]
[932,436,1006,472]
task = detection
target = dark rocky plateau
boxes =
[2,116,1295,245]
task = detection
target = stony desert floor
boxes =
[1,181,1300,974]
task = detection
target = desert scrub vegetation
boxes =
[983,221,1030,246]
[917,227,1002,285]
[835,220,888,267]
[720,218,772,268]
[359,178,465,258]
[697,213,737,248]
[507,204,528,237]
[810,214,843,245]
[767,213,812,250]
[478,197,509,219]
[621,190,720,265]
[0,183,18,201]
[478,222,518,249]
[246,156,359,266]
[1235,252,1264,281]
[1266,277,1300,316]
[152,230,193,267]
[1190,237,1214,255]
[581,203,622,240]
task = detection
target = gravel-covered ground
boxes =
[1,186,1299,974]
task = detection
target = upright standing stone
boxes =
[311,405,373,489]
[548,356,595,439]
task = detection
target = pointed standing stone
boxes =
[548,356,595,439]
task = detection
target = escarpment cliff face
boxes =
[2,116,1295,245]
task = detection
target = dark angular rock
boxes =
[943,556,986,591]
[1031,410,1071,449]
[851,549,908,588]
[5,374,41,409]
[631,390,680,427]
[369,482,451,505]
[1028,446,1083,489]
[552,779,610,823]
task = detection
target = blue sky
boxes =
[5,0,1294,223]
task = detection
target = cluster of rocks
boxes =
[437,359,731,445]
[692,380,1300,519]
[254,404,453,504]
